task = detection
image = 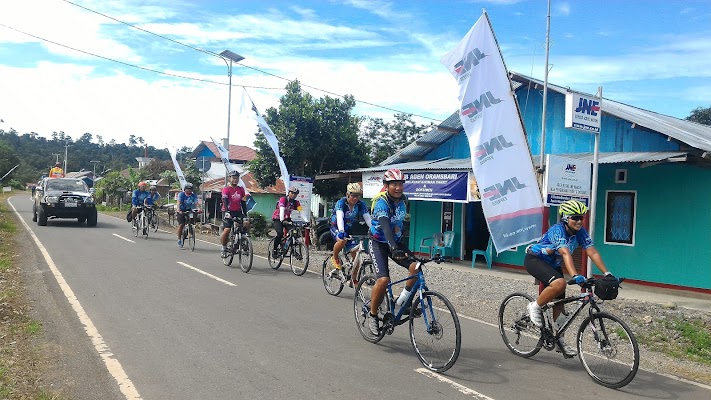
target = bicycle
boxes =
[147,205,160,232]
[179,208,199,252]
[131,205,150,240]
[222,216,253,273]
[268,220,310,276]
[498,277,639,389]
[354,254,461,372]
[322,235,374,296]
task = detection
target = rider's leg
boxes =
[332,237,345,269]
[350,247,361,283]
[272,220,284,253]
[368,240,391,317]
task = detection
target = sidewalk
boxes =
[447,259,711,313]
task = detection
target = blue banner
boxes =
[403,171,469,202]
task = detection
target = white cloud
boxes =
[554,2,571,16]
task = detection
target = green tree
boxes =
[159,158,202,189]
[0,141,21,183]
[686,106,711,126]
[94,171,131,205]
[141,159,174,180]
[249,80,369,197]
[361,113,434,165]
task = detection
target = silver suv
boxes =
[32,178,98,226]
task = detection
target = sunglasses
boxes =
[569,215,584,221]
[349,193,361,198]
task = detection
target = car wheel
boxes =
[87,208,98,227]
[38,207,48,226]
[32,204,37,222]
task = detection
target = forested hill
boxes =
[0,129,181,186]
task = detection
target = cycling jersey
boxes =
[222,185,246,212]
[369,196,406,243]
[48,167,64,178]
[330,197,368,231]
[272,197,301,220]
[177,191,198,211]
[132,189,153,207]
[528,222,593,268]
[150,192,162,204]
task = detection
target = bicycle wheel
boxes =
[222,234,235,267]
[152,212,159,232]
[238,235,253,273]
[498,292,543,358]
[577,311,639,389]
[322,256,344,296]
[268,238,283,269]
[188,225,195,251]
[409,290,461,372]
[132,218,138,237]
[357,260,375,283]
[141,214,149,239]
[353,274,385,343]
[289,239,309,276]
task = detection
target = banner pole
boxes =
[587,86,602,278]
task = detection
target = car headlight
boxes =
[84,196,95,204]
[45,196,59,203]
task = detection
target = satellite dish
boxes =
[196,157,212,172]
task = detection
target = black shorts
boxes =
[368,239,411,279]
[221,211,246,229]
[524,254,565,299]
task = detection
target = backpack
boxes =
[126,209,132,222]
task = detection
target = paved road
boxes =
[10,197,711,399]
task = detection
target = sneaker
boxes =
[221,250,229,258]
[330,256,342,270]
[557,337,578,357]
[271,249,279,259]
[368,314,380,335]
[177,240,183,248]
[527,302,544,328]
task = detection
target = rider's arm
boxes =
[586,246,610,275]
[557,247,579,277]
[336,209,346,232]
[378,216,398,249]
[363,212,373,228]
[221,190,230,212]
[132,190,139,206]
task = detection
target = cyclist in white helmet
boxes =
[329,182,372,286]
[525,199,616,356]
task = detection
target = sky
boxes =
[0,0,709,152]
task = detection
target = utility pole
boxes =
[52,153,61,163]
[64,144,69,174]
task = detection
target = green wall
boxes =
[249,193,279,220]
[494,162,711,290]
[408,201,463,259]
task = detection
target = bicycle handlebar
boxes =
[566,276,626,286]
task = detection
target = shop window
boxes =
[604,191,635,245]
[615,169,627,183]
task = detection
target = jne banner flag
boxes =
[240,90,290,192]
[440,11,543,253]
[209,136,256,212]
[168,146,187,190]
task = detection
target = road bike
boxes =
[268,221,310,276]
[354,254,461,372]
[498,277,639,389]
[147,205,160,232]
[322,235,374,296]
[131,205,150,240]
[222,216,253,273]
[179,208,199,251]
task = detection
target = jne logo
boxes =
[474,135,513,160]
[483,177,526,201]
[454,48,487,76]
[565,164,576,172]
[461,92,502,118]
[574,98,600,116]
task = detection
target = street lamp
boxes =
[90,160,100,178]
[218,49,245,184]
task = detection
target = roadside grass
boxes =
[635,316,711,366]
[0,194,65,399]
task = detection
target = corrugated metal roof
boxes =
[510,71,711,152]
[343,152,687,174]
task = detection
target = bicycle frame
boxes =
[383,264,428,327]
[341,236,369,271]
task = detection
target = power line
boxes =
[59,0,443,122]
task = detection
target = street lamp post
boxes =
[90,160,100,178]
[218,49,245,185]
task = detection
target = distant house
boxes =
[190,141,257,181]
[200,172,285,224]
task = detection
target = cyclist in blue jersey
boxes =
[176,183,199,248]
[525,199,616,356]
[329,182,372,285]
[131,181,153,222]
[149,185,162,207]
[367,168,417,335]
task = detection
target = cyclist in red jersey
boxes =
[220,171,251,257]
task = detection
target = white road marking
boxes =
[8,199,142,400]
[112,233,136,243]
[176,262,237,286]
[415,368,495,399]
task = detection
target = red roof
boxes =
[201,172,285,195]
[200,141,256,162]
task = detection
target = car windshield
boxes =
[45,179,88,192]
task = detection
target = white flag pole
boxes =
[587,86,602,278]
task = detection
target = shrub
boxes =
[248,211,270,237]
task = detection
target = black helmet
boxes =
[184,183,194,190]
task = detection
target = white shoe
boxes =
[527,302,544,328]
[368,314,379,335]
[557,337,578,357]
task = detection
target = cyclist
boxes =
[367,168,417,335]
[525,199,616,356]
[271,186,307,258]
[329,182,372,285]
[149,185,162,207]
[130,181,153,222]
[177,183,199,248]
[220,171,251,257]
[48,162,64,178]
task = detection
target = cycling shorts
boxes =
[222,210,246,229]
[368,239,411,279]
[177,209,196,225]
[330,226,359,252]
[524,253,565,299]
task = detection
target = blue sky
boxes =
[0,0,709,151]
